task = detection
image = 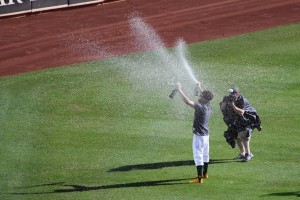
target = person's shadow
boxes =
[8,158,240,195]
[107,158,241,172]
[9,178,192,195]
[260,191,300,198]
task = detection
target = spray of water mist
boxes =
[66,14,201,119]
[176,39,198,83]
[127,14,182,84]
[67,14,198,88]
[63,24,115,65]
[126,15,199,89]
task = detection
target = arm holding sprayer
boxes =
[176,83,195,108]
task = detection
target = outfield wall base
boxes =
[0,0,117,18]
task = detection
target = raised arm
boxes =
[176,83,195,108]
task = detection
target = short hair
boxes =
[202,90,214,101]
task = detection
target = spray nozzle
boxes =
[194,86,200,96]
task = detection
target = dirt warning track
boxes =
[0,0,300,76]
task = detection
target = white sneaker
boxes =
[244,153,254,162]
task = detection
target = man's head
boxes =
[228,87,240,99]
[200,90,214,103]
[228,87,240,94]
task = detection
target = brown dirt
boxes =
[1,0,300,77]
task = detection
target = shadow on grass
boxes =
[107,159,241,172]
[260,191,300,198]
[8,178,192,195]
[6,159,241,195]
[15,182,66,189]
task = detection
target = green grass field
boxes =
[0,23,299,200]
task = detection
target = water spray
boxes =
[169,40,200,99]
[176,39,198,84]
[68,14,201,102]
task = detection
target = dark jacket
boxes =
[221,95,261,133]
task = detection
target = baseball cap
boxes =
[228,87,240,93]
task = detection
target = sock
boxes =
[196,165,203,179]
[203,162,208,174]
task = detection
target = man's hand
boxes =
[195,80,203,92]
[229,101,245,116]
[228,101,234,107]
[176,83,182,91]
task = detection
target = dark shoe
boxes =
[202,173,208,179]
[189,178,203,184]
[234,154,245,160]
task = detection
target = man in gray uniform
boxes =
[176,81,214,184]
